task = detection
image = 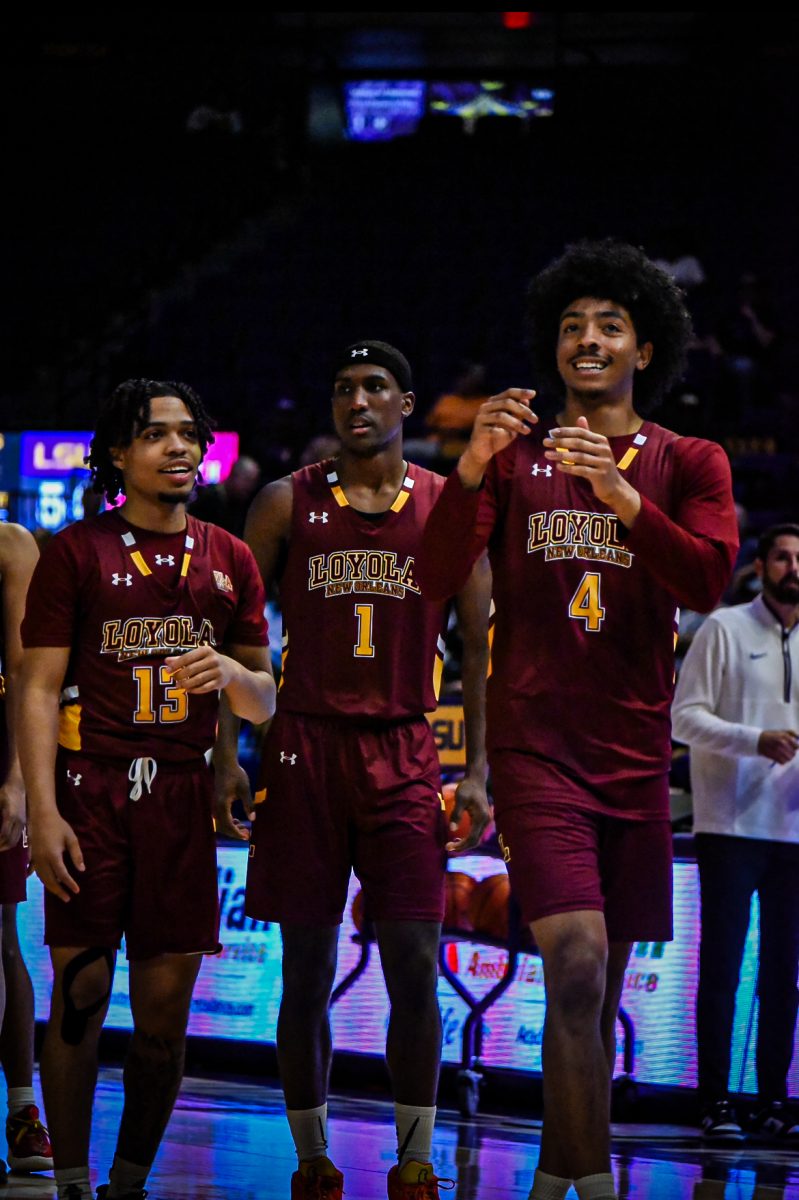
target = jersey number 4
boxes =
[132,664,189,724]
[568,572,605,632]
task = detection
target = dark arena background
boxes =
[2,12,799,1200]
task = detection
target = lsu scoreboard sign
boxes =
[429,702,466,768]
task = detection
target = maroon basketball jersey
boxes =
[418,422,738,818]
[22,512,267,762]
[276,461,449,719]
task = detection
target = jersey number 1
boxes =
[353,603,375,658]
[132,665,189,724]
[568,572,605,632]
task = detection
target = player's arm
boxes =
[18,644,85,901]
[213,477,292,838]
[243,475,293,584]
[447,553,492,854]
[417,392,536,603]
[671,618,783,759]
[0,524,38,850]
[457,388,538,489]
[164,640,274,724]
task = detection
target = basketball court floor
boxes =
[5,1070,798,1199]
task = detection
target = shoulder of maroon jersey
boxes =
[187,515,254,565]
[636,420,680,448]
[669,431,727,459]
[292,460,333,490]
[405,461,446,497]
[44,510,117,554]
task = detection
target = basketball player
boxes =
[0,521,54,1176]
[417,242,739,1200]
[215,341,491,1200]
[18,380,275,1200]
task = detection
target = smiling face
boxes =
[556,297,653,406]
[111,394,203,508]
[331,364,414,457]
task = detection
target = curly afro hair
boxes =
[526,239,692,413]
[86,378,215,502]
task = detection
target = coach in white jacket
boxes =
[672,522,799,1144]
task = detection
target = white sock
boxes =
[7,1086,36,1113]
[108,1155,149,1197]
[394,1102,436,1168]
[286,1104,329,1163]
[55,1166,93,1199]
[529,1168,572,1199]
[574,1172,617,1200]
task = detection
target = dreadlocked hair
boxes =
[86,378,216,502]
[526,239,692,413]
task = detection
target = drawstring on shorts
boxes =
[128,757,157,801]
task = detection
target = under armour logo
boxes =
[67,771,82,787]
[308,512,329,524]
[530,464,552,478]
[351,348,368,358]
[155,554,175,566]
[112,573,132,587]
[280,751,297,765]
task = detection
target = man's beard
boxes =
[763,574,799,605]
[157,490,190,507]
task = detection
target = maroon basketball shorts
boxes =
[491,752,673,942]
[45,749,220,960]
[0,834,28,904]
[246,711,448,925]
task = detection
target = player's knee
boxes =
[545,939,606,1021]
[126,1028,184,1087]
[58,947,114,1045]
[282,957,336,1012]
[380,941,439,1013]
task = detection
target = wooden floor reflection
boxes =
[6,1071,799,1199]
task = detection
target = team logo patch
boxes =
[530,463,552,478]
[112,573,132,587]
[213,570,234,593]
[309,511,329,523]
[279,751,297,765]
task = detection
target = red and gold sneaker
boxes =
[6,1104,53,1172]
[387,1161,455,1199]
[291,1156,344,1199]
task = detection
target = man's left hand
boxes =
[446,774,492,855]
[544,416,641,522]
[165,647,236,694]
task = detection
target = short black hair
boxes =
[526,239,692,412]
[86,378,215,502]
[756,523,799,562]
